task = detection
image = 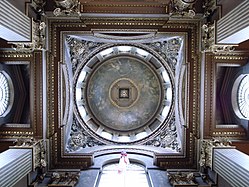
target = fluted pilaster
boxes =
[217,0,249,44]
[0,149,32,187]
[0,0,31,41]
[214,149,249,187]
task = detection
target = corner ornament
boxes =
[201,23,237,54]
[170,0,197,18]
[199,137,232,169]
[12,21,46,52]
[53,0,80,16]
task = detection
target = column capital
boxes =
[199,137,234,169]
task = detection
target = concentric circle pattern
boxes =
[75,45,173,143]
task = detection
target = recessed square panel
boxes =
[119,88,129,99]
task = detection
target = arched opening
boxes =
[98,162,151,187]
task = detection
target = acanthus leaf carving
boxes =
[13,138,47,170]
[201,23,237,54]
[53,0,80,16]
[145,116,181,152]
[66,36,103,72]
[170,0,196,18]
[12,21,46,52]
[203,0,217,18]
[167,171,197,185]
[199,137,232,169]
[146,37,182,73]
[66,117,104,152]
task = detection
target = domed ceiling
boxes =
[61,32,185,153]
[74,45,174,143]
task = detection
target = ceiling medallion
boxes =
[109,78,139,109]
[74,44,174,143]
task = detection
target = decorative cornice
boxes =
[80,17,169,26]
[12,138,47,170]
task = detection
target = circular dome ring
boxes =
[74,44,174,143]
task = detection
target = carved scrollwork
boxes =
[170,0,196,18]
[13,138,47,170]
[53,0,80,16]
[201,23,215,51]
[199,137,232,168]
[145,117,181,152]
[202,23,236,53]
[49,172,80,186]
[66,36,102,72]
[66,118,104,152]
[146,37,182,72]
[203,0,217,18]
[167,171,197,185]
[12,21,46,52]
[31,0,46,15]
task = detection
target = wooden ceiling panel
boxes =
[80,0,169,14]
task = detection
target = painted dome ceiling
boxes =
[61,32,185,153]
[74,45,174,143]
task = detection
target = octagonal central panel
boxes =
[86,56,161,132]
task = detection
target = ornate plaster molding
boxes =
[203,0,217,18]
[167,171,197,186]
[49,172,80,186]
[145,117,181,152]
[66,36,103,72]
[170,0,196,18]
[53,0,80,16]
[201,23,237,54]
[199,137,232,169]
[12,21,46,52]
[146,37,183,73]
[30,0,46,15]
[66,118,104,152]
[13,138,47,170]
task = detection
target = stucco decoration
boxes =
[66,36,102,72]
[147,38,182,73]
[62,33,185,151]
[146,116,180,151]
[67,118,104,152]
[199,137,232,169]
